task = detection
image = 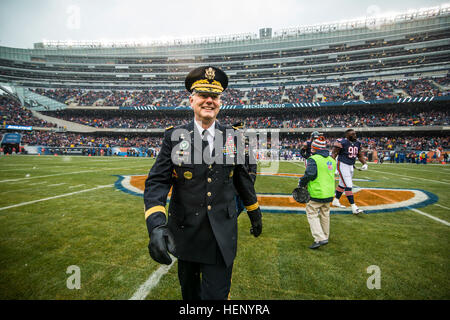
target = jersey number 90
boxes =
[348,146,358,158]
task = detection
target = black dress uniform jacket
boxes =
[144,121,259,268]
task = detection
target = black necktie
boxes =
[202,130,210,156]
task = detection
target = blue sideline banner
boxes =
[119,95,449,111]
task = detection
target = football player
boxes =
[331,129,368,214]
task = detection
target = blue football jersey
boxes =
[334,138,361,165]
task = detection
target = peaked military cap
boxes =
[185,66,228,94]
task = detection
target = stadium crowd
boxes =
[280,135,448,153]
[8,130,447,153]
[0,96,57,128]
[44,109,449,129]
[19,130,163,149]
[31,77,449,107]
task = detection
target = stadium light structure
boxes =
[38,3,450,49]
[274,3,450,39]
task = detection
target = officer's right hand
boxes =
[148,225,176,265]
[247,208,262,237]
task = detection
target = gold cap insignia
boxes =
[205,67,215,80]
[184,171,193,180]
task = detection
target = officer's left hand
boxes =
[148,225,176,265]
[361,163,368,171]
[247,208,262,237]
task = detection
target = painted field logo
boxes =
[115,174,437,214]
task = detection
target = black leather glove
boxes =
[247,208,262,237]
[148,225,176,265]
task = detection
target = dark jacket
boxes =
[144,121,259,267]
[298,149,334,203]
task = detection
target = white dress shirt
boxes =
[194,119,215,157]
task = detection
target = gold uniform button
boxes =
[207,192,212,197]
[207,178,212,183]
[207,205,212,210]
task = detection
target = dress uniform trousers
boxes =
[178,243,233,300]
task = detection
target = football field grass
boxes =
[0,155,448,300]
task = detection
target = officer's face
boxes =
[190,92,221,122]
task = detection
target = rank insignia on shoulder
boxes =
[232,122,244,130]
[165,126,174,130]
[184,171,193,180]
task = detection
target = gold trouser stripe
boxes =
[245,202,259,211]
[145,205,166,220]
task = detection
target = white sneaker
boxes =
[351,204,364,215]
[332,199,346,208]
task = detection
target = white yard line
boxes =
[370,169,450,185]
[434,203,450,210]
[375,165,450,175]
[47,183,66,187]
[408,208,450,226]
[0,185,113,212]
[0,166,151,184]
[362,188,449,226]
[0,170,94,183]
[0,168,41,172]
[6,180,46,185]
[378,163,450,167]
[68,184,86,189]
[129,256,176,300]
[0,182,49,194]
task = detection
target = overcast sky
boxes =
[0,0,448,48]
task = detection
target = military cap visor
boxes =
[185,66,228,94]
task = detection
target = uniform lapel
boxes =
[187,121,202,154]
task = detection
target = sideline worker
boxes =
[297,136,336,249]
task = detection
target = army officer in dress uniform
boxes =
[143,66,263,300]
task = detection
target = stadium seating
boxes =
[30,77,448,107]
[0,96,57,128]
[0,6,449,157]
